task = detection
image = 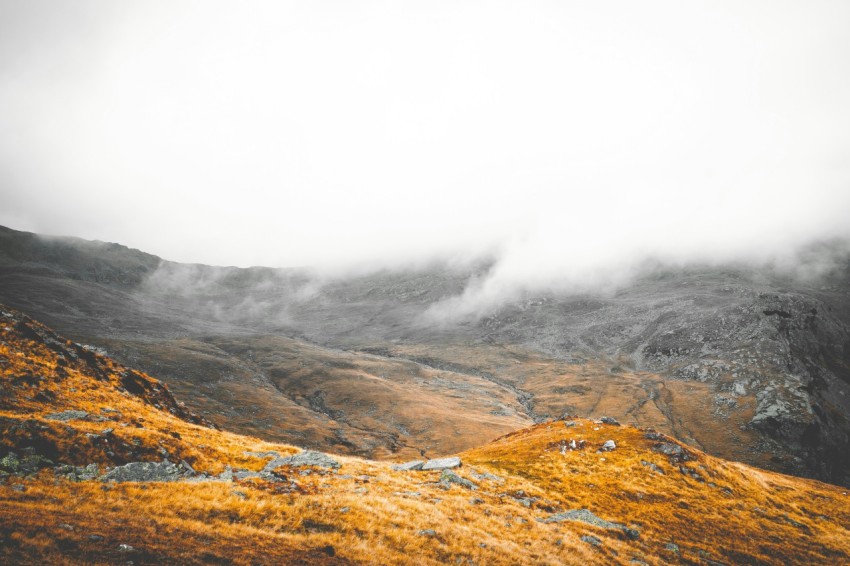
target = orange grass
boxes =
[2,306,850,564]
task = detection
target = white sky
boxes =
[1,1,849,270]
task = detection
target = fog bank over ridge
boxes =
[1,1,849,273]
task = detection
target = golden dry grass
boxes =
[2,306,850,565]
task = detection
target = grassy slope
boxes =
[1,306,849,565]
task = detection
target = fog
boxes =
[2,1,849,301]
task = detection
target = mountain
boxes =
[1,225,850,487]
[2,305,849,565]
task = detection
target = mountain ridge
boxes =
[1,225,849,486]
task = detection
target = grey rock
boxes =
[421,457,461,470]
[45,410,89,422]
[540,509,639,539]
[599,440,617,452]
[182,474,219,483]
[665,543,680,553]
[392,460,424,471]
[0,453,20,473]
[470,470,504,483]
[233,470,262,480]
[118,544,135,552]
[581,535,603,547]
[440,469,477,490]
[179,460,196,475]
[653,442,684,457]
[56,463,100,481]
[263,450,340,471]
[640,460,664,475]
[2,451,53,475]
[599,416,621,426]
[101,461,183,483]
[418,529,438,537]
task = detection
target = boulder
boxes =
[599,440,617,452]
[45,410,89,422]
[55,463,100,481]
[440,469,477,490]
[391,460,424,471]
[470,470,504,483]
[640,460,665,475]
[539,508,639,539]
[263,450,340,471]
[599,416,621,426]
[421,457,461,470]
[653,442,684,456]
[100,460,184,483]
[1,451,53,475]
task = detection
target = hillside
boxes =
[2,306,850,565]
[1,225,850,487]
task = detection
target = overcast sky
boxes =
[1,1,849,272]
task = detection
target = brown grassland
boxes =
[1,307,850,565]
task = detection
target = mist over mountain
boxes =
[3,2,850,563]
[2,224,850,489]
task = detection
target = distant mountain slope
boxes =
[1,225,850,486]
[2,305,849,565]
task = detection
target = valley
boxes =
[1,225,849,487]
[1,305,849,564]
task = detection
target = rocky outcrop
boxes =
[439,469,477,490]
[100,460,185,482]
[421,457,461,470]
[45,411,89,422]
[540,508,640,540]
[392,460,424,471]
[263,450,340,471]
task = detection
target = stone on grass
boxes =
[421,457,461,470]
[45,410,89,422]
[440,469,477,490]
[101,461,184,483]
[392,460,424,471]
[539,509,639,539]
[653,443,684,457]
[582,535,603,547]
[263,450,340,471]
